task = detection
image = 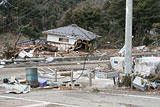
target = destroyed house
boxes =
[42,24,101,51]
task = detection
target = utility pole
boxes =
[125,0,133,74]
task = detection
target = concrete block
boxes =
[110,57,125,72]
[133,76,148,91]
[106,72,119,78]
[134,57,160,76]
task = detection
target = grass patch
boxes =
[92,88,100,93]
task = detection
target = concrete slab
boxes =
[134,57,160,75]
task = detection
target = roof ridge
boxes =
[74,25,91,40]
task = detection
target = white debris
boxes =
[0,65,4,69]
[110,57,125,72]
[119,45,125,56]
[18,51,28,58]
[10,76,16,83]
[38,70,65,79]
[46,57,54,63]
[95,72,106,78]
[77,62,80,65]
[10,76,19,84]
[136,45,146,50]
[28,50,34,57]
[0,61,5,65]
[143,47,149,52]
[0,84,30,94]
[134,57,160,76]
[18,50,34,58]
[151,82,157,89]
[132,76,148,91]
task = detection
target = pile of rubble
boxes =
[0,68,84,94]
[0,39,106,67]
[0,39,89,59]
[111,56,160,91]
[0,65,119,94]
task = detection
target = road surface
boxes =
[0,89,160,107]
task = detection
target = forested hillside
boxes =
[0,0,160,48]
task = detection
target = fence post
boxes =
[55,70,57,82]
[89,73,92,87]
[71,71,74,89]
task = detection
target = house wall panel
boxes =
[47,34,78,51]
[47,35,59,43]
[47,35,77,45]
[69,39,77,45]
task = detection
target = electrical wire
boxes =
[74,54,89,82]
[74,30,99,82]
[0,0,50,29]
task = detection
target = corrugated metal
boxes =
[42,24,101,41]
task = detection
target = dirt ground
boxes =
[0,32,28,48]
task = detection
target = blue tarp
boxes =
[38,77,47,87]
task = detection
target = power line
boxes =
[75,54,89,82]
[0,0,49,29]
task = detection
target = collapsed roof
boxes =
[42,24,101,41]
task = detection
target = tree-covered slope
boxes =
[0,0,159,48]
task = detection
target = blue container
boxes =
[38,77,47,87]
[26,68,39,88]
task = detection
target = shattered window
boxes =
[59,38,69,43]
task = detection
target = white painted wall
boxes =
[69,39,77,45]
[47,35,59,43]
[47,34,77,50]
[47,34,77,45]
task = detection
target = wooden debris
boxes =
[58,86,72,90]
[60,72,71,76]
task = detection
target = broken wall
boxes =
[134,57,160,76]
